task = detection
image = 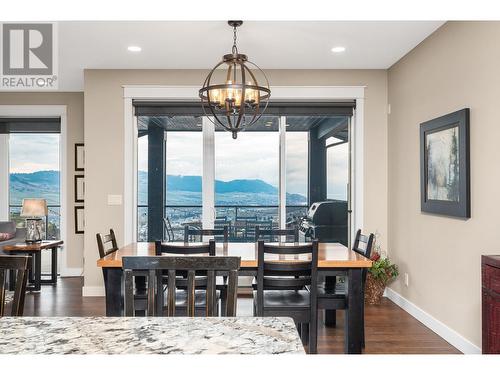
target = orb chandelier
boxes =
[199,20,271,139]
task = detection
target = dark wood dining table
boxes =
[97,241,372,354]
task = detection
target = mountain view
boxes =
[10,170,60,205]
[9,170,307,206]
[137,171,307,206]
[9,170,307,242]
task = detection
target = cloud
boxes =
[9,134,60,173]
[137,129,348,199]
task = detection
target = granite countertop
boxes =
[0,316,305,354]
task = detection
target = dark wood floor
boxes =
[21,277,460,354]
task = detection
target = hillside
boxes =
[10,170,60,205]
[9,170,307,206]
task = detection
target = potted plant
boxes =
[365,237,399,305]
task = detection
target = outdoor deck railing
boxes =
[137,204,308,242]
[8,204,61,240]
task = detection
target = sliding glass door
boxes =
[135,102,352,243]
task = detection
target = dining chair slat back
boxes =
[155,240,216,294]
[96,229,119,288]
[96,229,118,258]
[0,255,30,317]
[163,217,175,242]
[183,226,229,243]
[352,229,375,259]
[257,240,319,293]
[156,240,215,256]
[352,229,375,284]
[123,255,240,317]
[255,225,299,242]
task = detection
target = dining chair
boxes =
[123,255,240,317]
[316,229,374,348]
[155,240,223,316]
[0,255,30,317]
[245,219,271,242]
[163,217,175,242]
[96,229,119,285]
[183,225,229,243]
[96,229,147,314]
[254,240,318,354]
[255,225,299,242]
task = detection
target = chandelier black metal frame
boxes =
[199,20,271,139]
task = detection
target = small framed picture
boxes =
[75,206,85,234]
[75,143,85,171]
[420,108,470,218]
[74,175,84,203]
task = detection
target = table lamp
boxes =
[20,198,48,243]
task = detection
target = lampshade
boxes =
[20,198,48,217]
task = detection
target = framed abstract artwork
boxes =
[75,206,85,234]
[75,175,84,203]
[420,108,470,218]
[75,143,85,171]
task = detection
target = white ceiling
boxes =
[57,21,444,91]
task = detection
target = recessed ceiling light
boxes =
[127,46,142,52]
[331,46,346,53]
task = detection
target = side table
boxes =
[3,240,63,291]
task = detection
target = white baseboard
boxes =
[59,267,83,277]
[82,286,105,297]
[385,288,481,354]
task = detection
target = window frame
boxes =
[0,105,69,275]
[124,86,365,246]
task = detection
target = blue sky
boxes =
[9,134,60,173]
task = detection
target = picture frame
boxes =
[420,108,470,218]
[74,175,84,203]
[74,206,85,234]
[75,143,85,171]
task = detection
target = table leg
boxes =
[34,251,41,291]
[51,246,58,284]
[105,268,123,317]
[28,255,35,284]
[324,276,337,327]
[345,268,363,354]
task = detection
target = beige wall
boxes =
[83,69,388,291]
[0,92,85,270]
[388,21,500,348]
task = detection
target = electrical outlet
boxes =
[404,273,409,287]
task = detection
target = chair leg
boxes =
[220,287,227,317]
[301,323,309,346]
[309,313,318,354]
